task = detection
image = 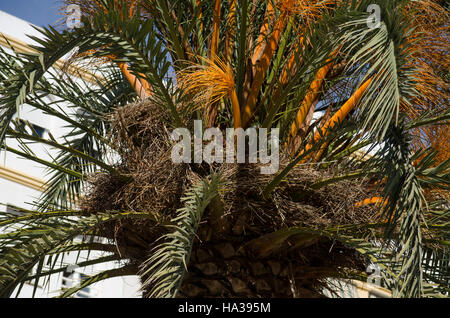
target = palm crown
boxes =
[0,0,448,298]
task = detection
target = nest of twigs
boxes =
[80,100,379,296]
[82,100,187,216]
[218,162,378,232]
[80,100,189,260]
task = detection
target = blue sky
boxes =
[0,0,61,27]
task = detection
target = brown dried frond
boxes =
[79,100,191,259]
[81,100,188,220]
[218,160,379,234]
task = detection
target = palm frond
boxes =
[0,208,159,297]
[139,174,223,298]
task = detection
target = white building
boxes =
[0,10,142,298]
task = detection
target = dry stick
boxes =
[297,77,373,160]
[242,14,288,126]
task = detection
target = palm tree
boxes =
[0,0,448,298]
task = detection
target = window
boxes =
[76,274,91,298]
[31,124,46,138]
[16,119,47,138]
[62,270,74,288]
[61,268,93,298]
[5,204,23,216]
